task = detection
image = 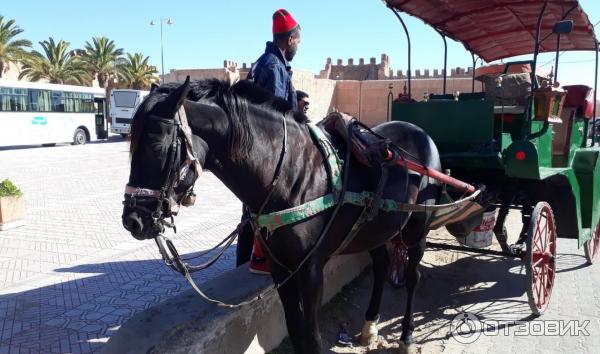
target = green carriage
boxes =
[385,0,600,315]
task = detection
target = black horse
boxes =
[122,77,441,354]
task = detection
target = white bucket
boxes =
[457,210,495,248]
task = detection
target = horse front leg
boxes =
[399,236,425,354]
[273,266,304,353]
[297,258,325,354]
[360,245,390,346]
[273,259,324,354]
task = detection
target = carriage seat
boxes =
[551,85,593,157]
[480,73,531,116]
[562,85,594,119]
[476,64,533,119]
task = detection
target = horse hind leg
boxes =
[360,245,389,346]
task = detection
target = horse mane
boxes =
[130,78,308,160]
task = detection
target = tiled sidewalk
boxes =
[0,139,240,353]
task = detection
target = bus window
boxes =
[52,91,64,112]
[113,91,138,108]
[0,87,27,111]
[27,89,52,112]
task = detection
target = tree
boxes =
[18,38,90,85]
[0,15,32,78]
[80,36,124,88]
[119,53,158,89]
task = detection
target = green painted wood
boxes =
[572,148,600,242]
[504,140,540,179]
[392,100,495,153]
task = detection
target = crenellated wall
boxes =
[318,53,473,81]
[161,60,240,84]
[161,55,485,127]
[321,53,392,81]
[158,61,484,127]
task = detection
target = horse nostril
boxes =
[124,213,143,235]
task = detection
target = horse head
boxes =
[122,77,203,240]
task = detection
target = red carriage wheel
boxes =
[525,202,557,316]
[584,218,600,264]
[387,240,408,288]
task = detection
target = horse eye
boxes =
[151,143,164,153]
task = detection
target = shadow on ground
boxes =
[272,246,589,354]
[0,246,234,353]
[0,135,126,151]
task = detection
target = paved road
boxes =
[321,220,600,354]
[2,139,600,354]
[0,138,241,353]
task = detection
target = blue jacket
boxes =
[247,42,297,109]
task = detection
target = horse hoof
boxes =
[397,341,417,354]
[360,319,379,346]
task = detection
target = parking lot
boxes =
[0,138,241,353]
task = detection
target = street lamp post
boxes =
[150,18,173,83]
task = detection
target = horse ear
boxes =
[166,76,191,110]
[150,83,159,93]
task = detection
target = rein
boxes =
[142,107,356,308]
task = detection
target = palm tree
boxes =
[118,53,158,89]
[0,15,33,78]
[19,38,90,85]
[80,36,124,88]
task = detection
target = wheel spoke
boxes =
[540,267,547,305]
[534,232,543,252]
[540,219,548,251]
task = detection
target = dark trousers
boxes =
[236,206,254,266]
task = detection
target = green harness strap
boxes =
[254,123,402,232]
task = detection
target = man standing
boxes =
[238,9,302,274]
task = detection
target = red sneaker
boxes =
[250,254,270,275]
[249,240,270,275]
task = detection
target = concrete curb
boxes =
[101,253,370,354]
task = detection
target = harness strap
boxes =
[124,186,162,198]
[249,114,293,273]
[331,135,391,256]
[177,107,203,181]
[309,122,343,196]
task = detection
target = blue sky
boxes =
[2,0,600,87]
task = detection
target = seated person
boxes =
[297,90,309,114]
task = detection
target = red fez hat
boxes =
[272,9,299,34]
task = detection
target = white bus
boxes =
[109,89,149,137]
[0,80,107,147]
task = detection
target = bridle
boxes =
[123,107,201,235]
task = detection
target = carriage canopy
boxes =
[385,0,598,62]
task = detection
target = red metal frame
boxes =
[393,157,477,194]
